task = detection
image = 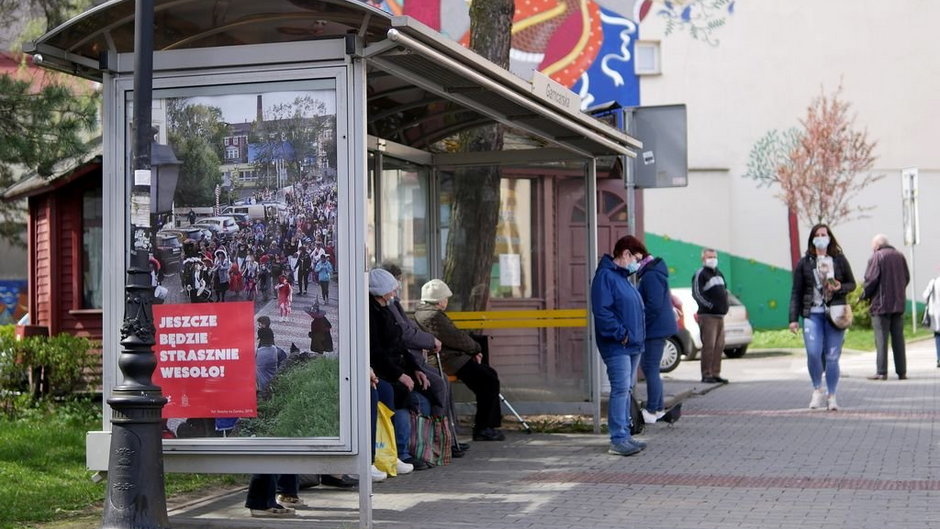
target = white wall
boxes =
[640,1,940,297]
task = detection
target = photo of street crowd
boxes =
[144,84,342,439]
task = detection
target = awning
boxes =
[27,0,638,159]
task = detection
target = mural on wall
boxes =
[634,0,736,46]
[364,0,642,109]
[0,279,28,325]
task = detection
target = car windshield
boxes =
[160,237,181,248]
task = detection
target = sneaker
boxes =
[640,409,658,424]
[809,389,826,409]
[395,458,414,475]
[250,505,295,518]
[654,410,666,421]
[827,395,839,411]
[608,441,642,457]
[628,438,647,450]
[371,465,387,482]
[275,494,304,507]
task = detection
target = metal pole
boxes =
[911,244,917,333]
[623,109,637,236]
[100,1,169,528]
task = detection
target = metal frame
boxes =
[91,41,366,474]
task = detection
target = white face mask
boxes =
[704,257,718,269]
[813,236,830,250]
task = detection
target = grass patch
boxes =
[0,397,243,529]
[242,356,340,437]
[753,313,934,352]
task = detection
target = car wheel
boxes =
[660,337,682,373]
[724,346,748,359]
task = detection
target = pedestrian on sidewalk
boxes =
[590,236,646,457]
[275,275,293,322]
[623,236,677,424]
[789,224,856,411]
[692,248,730,384]
[860,234,910,380]
[921,271,940,368]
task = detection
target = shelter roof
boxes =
[27,0,638,158]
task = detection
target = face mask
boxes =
[704,258,718,269]
[626,261,640,274]
[813,236,830,249]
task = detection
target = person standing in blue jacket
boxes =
[625,236,678,425]
[591,235,647,457]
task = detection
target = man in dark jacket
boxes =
[692,248,729,384]
[861,234,910,380]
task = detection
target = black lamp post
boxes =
[100,1,170,528]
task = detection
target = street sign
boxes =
[901,167,919,246]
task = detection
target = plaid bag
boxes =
[430,416,454,466]
[408,410,434,464]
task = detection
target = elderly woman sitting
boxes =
[414,279,504,442]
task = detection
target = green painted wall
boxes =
[645,233,793,330]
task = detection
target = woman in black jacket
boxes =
[788,224,856,411]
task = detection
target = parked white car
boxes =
[193,216,240,235]
[671,287,754,359]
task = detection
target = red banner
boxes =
[154,302,257,418]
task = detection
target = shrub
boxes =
[847,285,871,329]
[0,325,98,415]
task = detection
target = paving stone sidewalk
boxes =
[155,339,940,529]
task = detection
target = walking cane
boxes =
[433,350,462,447]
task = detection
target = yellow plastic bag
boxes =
[374,402,398,476]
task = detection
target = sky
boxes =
[187,89,336,124]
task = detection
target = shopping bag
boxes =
[374,402,398,476]
[430,416,453,466]
[408,410,435,464]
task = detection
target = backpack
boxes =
[629,395,645,435]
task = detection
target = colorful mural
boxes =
[363,0,642,109]
[0,279,28,325]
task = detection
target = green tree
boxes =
[441,0,515,311]
[251,95,331,188]
[0,70,98,246]
[166,99,226,206]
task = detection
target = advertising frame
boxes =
[88,40,369,474]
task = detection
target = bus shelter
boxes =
[29,0,639,526]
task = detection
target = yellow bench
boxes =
[447,309,588,330]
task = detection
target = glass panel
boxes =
[128,81,341,440]
[82,185,103,309]
[376,157,430,310]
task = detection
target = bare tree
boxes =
[782,87,880,226]
[441,0,514,311]
[745,86,880,266]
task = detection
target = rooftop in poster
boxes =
[27,0,639,158]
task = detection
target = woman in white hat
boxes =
[414,279,505,442]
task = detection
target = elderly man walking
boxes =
[861,234,910,380]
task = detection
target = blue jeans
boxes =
[803,312,845,394]
[935,333,940,362]
[393,391,431,460]
[641,338,665,412]
[602,352,640,444]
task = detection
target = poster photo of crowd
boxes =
[139,81,342,440]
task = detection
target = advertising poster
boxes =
[131,80,341,439]
[154,301,256,418]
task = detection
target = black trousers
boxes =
[456,360,502,431]
[245,474,298,509]
[873,313,906,376]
